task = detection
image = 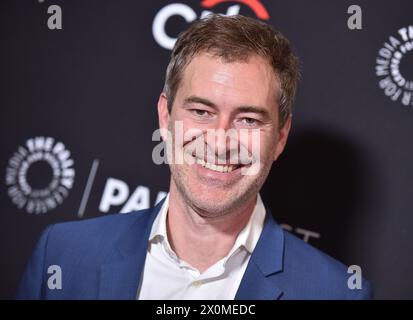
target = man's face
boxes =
[158,52,291,216]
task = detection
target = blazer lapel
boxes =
[98,199,165,300]
[99,253,146,300]
[235,262,283,300]
[235,207,285,300]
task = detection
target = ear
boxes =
[157,92,170,141]
[273,115,292,161]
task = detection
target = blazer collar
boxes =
[235,205,285,300]
[98,198,165,299]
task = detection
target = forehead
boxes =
[178,52,280,109]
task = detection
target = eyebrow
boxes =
[184,96,217,109]
[183,95,271,120]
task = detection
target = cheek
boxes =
[171,111,200,134]
[239,130,277,162]
[262,139,278,162]
[169,115,195,141]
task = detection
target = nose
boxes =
[210,115,235,160]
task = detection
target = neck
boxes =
[166,182,256,273]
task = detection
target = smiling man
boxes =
[17,14,372,300]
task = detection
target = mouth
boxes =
[195,158,244,173]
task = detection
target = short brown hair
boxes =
[163,14,300,127]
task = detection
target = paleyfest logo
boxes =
[153,0,270,50]
[376,25,413,106]
[5,136,75,214]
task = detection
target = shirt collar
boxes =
[149,193,266,259]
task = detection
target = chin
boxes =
[171,167,261,214]
[191,199,234,217]
[187,186,246,215]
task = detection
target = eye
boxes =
[241,118,259,126]
[191,109,210,117]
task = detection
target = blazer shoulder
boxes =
[280,230,373,299]
[44,207,156,265]
[51,207,153,237]
[16,206,159,299]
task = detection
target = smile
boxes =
[195,158,241,173]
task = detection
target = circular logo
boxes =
[375,25,413,106]
[5,136,75,214]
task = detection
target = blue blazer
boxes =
[16,199,372,299]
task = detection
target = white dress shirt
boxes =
[137,193,266,300]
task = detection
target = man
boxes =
[17,14,372,300]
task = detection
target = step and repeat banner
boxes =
[1,0,412,299]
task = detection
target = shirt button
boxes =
[192,281,203,288]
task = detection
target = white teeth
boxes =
[196,158,237,173]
